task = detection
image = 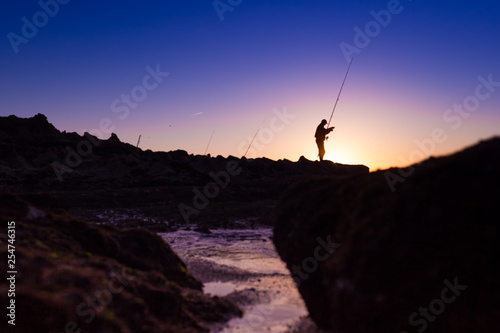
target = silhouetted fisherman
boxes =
[315,119,334,161]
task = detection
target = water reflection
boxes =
[160,227,308,332]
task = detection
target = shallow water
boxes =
[159,226,308,332]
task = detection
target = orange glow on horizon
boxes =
[84,85,499,174]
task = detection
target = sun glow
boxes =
[301,144,356,166]
[324,149,354,166]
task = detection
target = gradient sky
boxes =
[1,0,499,170]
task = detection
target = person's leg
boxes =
[316,140,321,160]
[317,140,325,161]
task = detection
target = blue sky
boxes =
[1,0,499,169]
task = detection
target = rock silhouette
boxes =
[273,137,500,333]
[0,114,368,229]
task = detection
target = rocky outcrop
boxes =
[0,114,368,190]
[0,194,241,333]
[0,114,368,228]
[273,137,500,333]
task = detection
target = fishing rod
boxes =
[327,57,354,128]
[243,119,266,158]
[204,127,216,155]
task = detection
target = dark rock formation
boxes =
[0,114,368,228]
[273,137,500,333]
[0,194,241,333]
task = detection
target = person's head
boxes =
[320,119,327,125]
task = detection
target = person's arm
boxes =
[328,127,335,133]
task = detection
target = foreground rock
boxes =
[0,194,241,333]
[0,114,368,229]
[273,137,500,333]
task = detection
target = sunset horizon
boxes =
[2,0,499,172]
